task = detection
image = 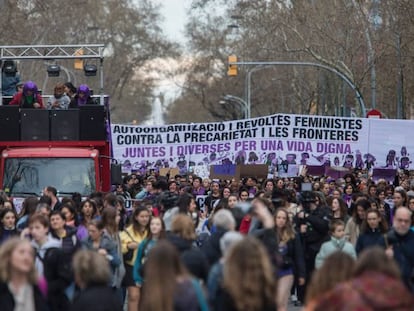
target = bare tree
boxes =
[0,0,178,123]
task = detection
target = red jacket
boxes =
[9,92,44,108]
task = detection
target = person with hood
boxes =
[69,84,96,108]
[28,213,71,311]
[315,220,356,269]
[47,82,70,109]
[9,80,44,108]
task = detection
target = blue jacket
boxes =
[1,73,20,96]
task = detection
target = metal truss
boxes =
[0,44,104,60]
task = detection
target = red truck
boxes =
[0,45,120,211]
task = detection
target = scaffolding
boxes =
[0,44,105,104]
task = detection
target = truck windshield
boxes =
[3,158,96,196]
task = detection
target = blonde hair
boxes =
[223,237,276,311]
[0,238,37,284]
[72,250,110,287]
[171,214,196,240]
[275,208,296,243]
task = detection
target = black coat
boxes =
[355,228,383,255]
[254,228,306,279]
[167,233,209,282]
[200,227,227,267]
[38,247,72,311]
[70,285,122,311]
[69,95,97,108]
[295,206,330,255]
[379,230,414,290]
[0,282,48,311]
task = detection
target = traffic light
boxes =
[227,55,238,76]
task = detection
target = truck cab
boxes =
[0,105,113,212]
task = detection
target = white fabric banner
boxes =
[111,114,412,176]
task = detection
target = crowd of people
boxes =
[0,169,414,310]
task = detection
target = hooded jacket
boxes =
[315,236,356,269]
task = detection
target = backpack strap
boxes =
[191,278,209,311]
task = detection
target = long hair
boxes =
[306,251,355,303]
[353,199,371,225]
[19,196,39,218]
[129,206,150,235]
[360,208,388,233]
[354,247,400,279]
[327,197,348,221]
[79,199,97,225]
[274,208,296,243]
[100,206,118,235]
[176,193,194,214]
[0,238,37,284]
[146,217,166,241]
[223,236,276,311]
[140,240,188,311]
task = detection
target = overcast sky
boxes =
[156,0,189,44]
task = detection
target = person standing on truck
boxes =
[64,82,77,100]
[1,60,21,105]
[69,84,96,108]
[9,80,44,108]
[47,82,70,109]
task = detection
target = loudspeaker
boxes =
[111,163,123,185]
[79,105,106,140]
[21,109,49,141]
[50,109,79,140]
[0,106,20,141]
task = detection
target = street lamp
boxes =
[220,94,250,119]
[242,62,368,117]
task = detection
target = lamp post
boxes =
[228,60,368,117]
[220,94,250,119]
